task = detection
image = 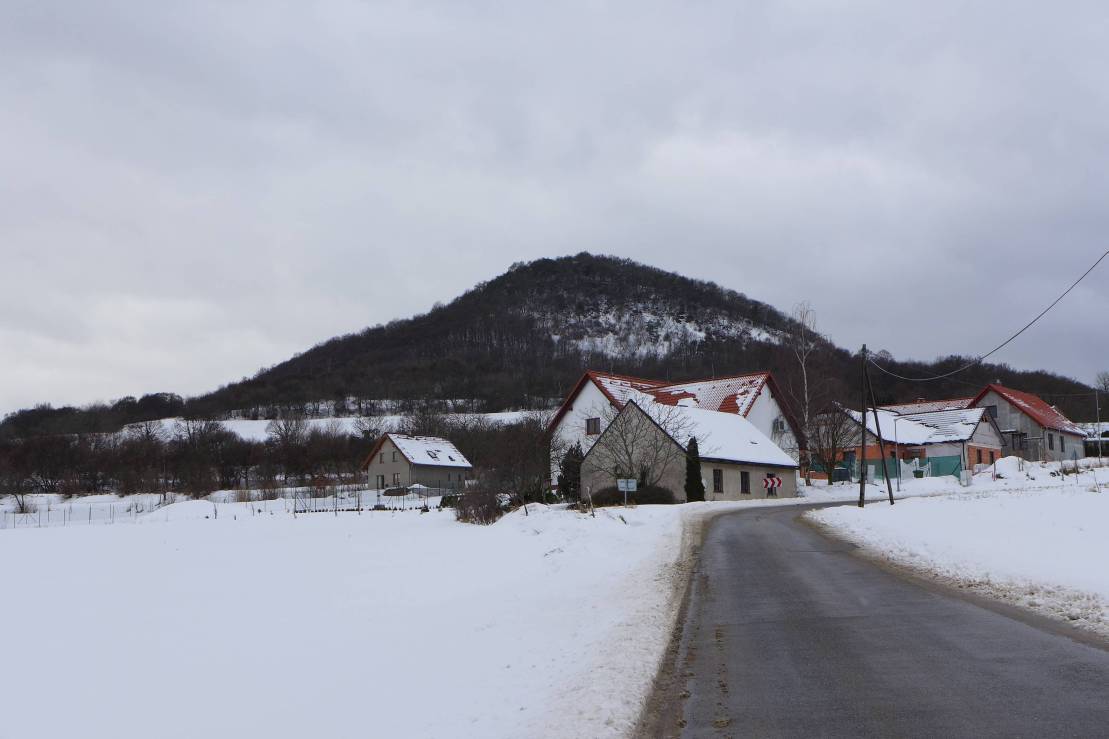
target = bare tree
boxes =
[353,415,385,442]
[787,302,820,483]
[808,405,857,486]
[1097,371,1109,394]
[584,401,695,492]
[398,402,451,438]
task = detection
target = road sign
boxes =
[617,478,638,492]
[762,476,783,490]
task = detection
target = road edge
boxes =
[630,505,738,739]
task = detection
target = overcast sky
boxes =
[3,1,1108,415]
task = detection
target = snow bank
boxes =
[0,500,686,739]
[808,469,1109,637]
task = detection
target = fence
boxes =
[0,484,470,531]
[0,495,175,530]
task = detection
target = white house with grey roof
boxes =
[359,433,473,491]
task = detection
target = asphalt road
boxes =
[658,504,1109,738]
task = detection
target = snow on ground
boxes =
[129,410,532,441]
[808,460,1109,638]
[3,459,1102,737]
[0,500,691,739]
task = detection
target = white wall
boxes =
[746,391,800,461]
[550,381,615,483]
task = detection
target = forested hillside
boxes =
[1,253,1098,438]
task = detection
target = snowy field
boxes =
[0,499,693,739]
[809,458,1109,638]
[3,461,1099,738]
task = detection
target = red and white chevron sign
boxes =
[762,476,783,490]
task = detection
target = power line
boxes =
[868,249,1109,383]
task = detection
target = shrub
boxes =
[590,485,675,507]
[455,488,505,525]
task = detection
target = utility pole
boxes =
[1097,389,1103,466]
[858,345,868,508]
[865,365,897,505]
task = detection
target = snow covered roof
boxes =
[847,407,993,446]
[587,371,668,405]
[879,397,973,415]
[548,369,802,446]
[361,434,472,469]
[639,402,798,468]
[1077,422,1108,440]
[646,373,770,415]
[971,384,1085,436]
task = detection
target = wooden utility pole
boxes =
[865,366,897,505]
[1097,390,1103,466]
[858,345,868,508]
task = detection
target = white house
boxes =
[581,400,800,501]
[548,370,803,486]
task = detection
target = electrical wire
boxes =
[867,249,1109,382]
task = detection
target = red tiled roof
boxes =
[646,372,770,415]
[546,369,805,449]
[970,384,1085,436]
[545,371,666,431]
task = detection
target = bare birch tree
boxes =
[787,302,820,483]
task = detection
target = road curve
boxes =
[648,504,1109,738]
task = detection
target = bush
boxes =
[439,494,460,508]
[590,485,675,507]
[455,488,505,525]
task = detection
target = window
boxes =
[976,449,983,465]
[379,453,384,464]
[1060,435,1066,452]
[392,472,401,485]
[712,469,723,494]
[586,417,601,435]
[375,474,385,489]
[740,471,750,495]
[392,450,398,462]
[1048,433,1055,451]
[985,405,998,420]
[772,417,786,434]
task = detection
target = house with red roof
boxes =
[969,384,1086,462]
[548,370,803,485]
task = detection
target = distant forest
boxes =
[1,253,1100,440]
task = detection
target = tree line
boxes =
[0,409,561,510]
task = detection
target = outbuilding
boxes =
[843,406,1004,479]
[969,384,1086,462]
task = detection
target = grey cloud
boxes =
[2,0,1107,414]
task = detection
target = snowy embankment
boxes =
[808,459,1109,638]
[0,500,692,739]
